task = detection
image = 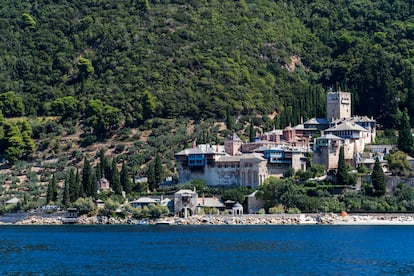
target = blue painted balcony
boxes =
[188,154,206,167]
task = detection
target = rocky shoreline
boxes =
[2,213,414,225]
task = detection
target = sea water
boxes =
[0,225,413,275]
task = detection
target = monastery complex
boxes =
[175,91,377,187]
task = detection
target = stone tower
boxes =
[326,91,351,121]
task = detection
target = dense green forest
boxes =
[1,0,412,129]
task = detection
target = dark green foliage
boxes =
[97,148,109,179]
[77,58,94,79]
[386,151,412,176]
[46,174,57,203]
[85,99,123,137]
[221,187,253,204]
[371,158,386,196]
[0,0,404,128]
[0,0,413,131]
[120,161,131,195]
[0,92,25,117]
[398,109,414,156]
[225,107,234,131]
[283,167,295,178]
[62,172,70,206]
[82,158,94,197]
[257,177,305,211]
[49,96,80,120]
[0,120,34,163]
[68,169,80,202]
[249,120,255,142]
[154,152,162,189]
[147,162,156,192]
[111,158,122,195]
[336,146,349,185]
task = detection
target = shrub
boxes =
[104,198,120,212]
[73,197,96,215]
[269,204,285,214]
[114,144,126,154]
[283,168,295,178]
[286,207,301,214]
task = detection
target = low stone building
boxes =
[246,191,266,214]
[174,189,197,218]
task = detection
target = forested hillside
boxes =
[0,0,413,152]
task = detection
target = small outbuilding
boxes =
[5,197,20,205]
[232,202,243,215]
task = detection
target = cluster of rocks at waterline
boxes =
[3,213,414,225]
[182,213,414,225]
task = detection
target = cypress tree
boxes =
[398,109,414,156]
[120,161,131,195]
[51,174,57,202]
[147,162,156,192]
[226,107,234,131]
[46,177,53,203]
[104,157,112,184]
[98,148,110,179]
[372,158,386,196]
[62,172,70,206]
[69,169,79,202]
[95,163,101,180]
[82,158,93,197]
[91,168,98,198]
[111,158,122,195]
[336,146,348,185]
[249,120,255,142]
[154,152,162,189]
[76,169,83,198]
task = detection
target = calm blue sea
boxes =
[0,225,413,275]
